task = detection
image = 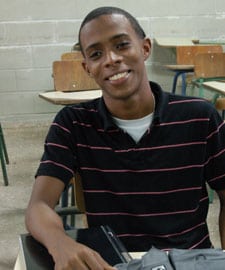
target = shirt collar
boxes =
[97,81,169,131]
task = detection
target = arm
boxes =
[25,176,115,270]
[216,189,225,249]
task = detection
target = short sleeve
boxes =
[204,109,225,190]
[35,107,78,186]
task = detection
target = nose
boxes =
[104,49,122,67]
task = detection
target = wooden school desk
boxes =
[202,81,225,97]
[39,89,102,105]
[154,38,223,95]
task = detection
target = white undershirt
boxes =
[113,113,154,143]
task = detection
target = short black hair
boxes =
[78,6,146,53]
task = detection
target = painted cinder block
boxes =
[2,21,55,46]
[0,70,17,92]
[32,44,71,68]
[0,46,32,69]
[15,68,53,92]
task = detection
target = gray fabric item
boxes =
[115,247,173,270]
[169,248,225,270]
[114,247,225,270]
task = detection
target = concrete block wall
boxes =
[0,0,225,117]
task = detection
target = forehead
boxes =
[80,14,137,49]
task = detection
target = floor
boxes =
[0,114,222,270]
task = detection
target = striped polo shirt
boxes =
[36,81,225,251]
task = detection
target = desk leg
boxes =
[172,71,180,94]
[181,73,186,96]
[171,71,187,95]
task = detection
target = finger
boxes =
[105,266,117,270]
[84,250,115,270]
[94,252,117,270]
[54,255,89,270]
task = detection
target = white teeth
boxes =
[109,71,128,81]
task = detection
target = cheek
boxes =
[86,62,100,77]
[127,54,145,70]
[125,48,145,63]
[87,64,104,86]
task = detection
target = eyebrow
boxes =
[84,33,130,53]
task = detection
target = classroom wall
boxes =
[0,0,225,117]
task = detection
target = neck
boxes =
[104,87,155,120]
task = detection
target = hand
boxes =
[50,234,117,270]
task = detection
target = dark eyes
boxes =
[88,41,131,60]
[89,51,102,59]
[116,41,130,49]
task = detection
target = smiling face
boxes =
[80,14,151,104]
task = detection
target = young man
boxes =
[25,6,225,270]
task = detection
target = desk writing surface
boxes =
[39,89,102,105]
[198,40,225,45]
[154,37,225,47]
[154,37,194,47]
[202,81,225,96]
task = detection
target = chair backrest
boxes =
[72,174,86,213]
[61,51,83,61]
[176,45,223,65]
[194,52,225,78]
[52,60,99,91]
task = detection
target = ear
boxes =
[142,38,151,61]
